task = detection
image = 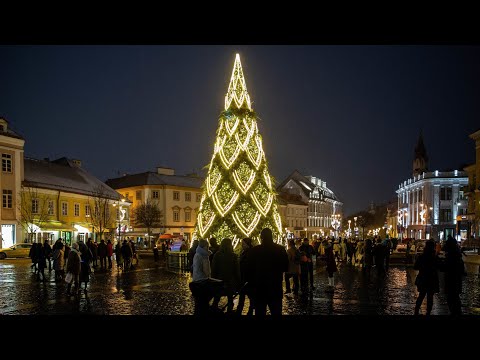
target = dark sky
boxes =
[1,45,479,215]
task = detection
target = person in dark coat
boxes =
[298,237,316,293]
[211,238,241,313]
[373,239,386,275]
[442,235,464,315]
[324,241,337,291]
[414,240,439,315]
[247,228,288,317]
[106,239,114,268]
[66,242,82,295]
[36,242,47,282]
[188,240,199,273]
[44,240,52,272]
[209,237,219,264]
[236,238,254,315]
[97,239,107,270]
[285,239,300,296]
[78,240,93,290]
[29,242,38,272]
[121,240,133,271]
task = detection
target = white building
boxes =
[277,170,343,239]
[396,133,468,241]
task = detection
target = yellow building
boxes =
[0,118,25,247]
[106,167,203,243]
[277,192,308,239]
[22,157,130,246]
[463,129,480,239]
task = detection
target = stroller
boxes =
[189,278,248,316]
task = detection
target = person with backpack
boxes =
[285,239,300,295]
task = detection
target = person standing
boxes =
[52,243,65,281]
[192,239,211,281]
[414,240,439,315]
[44,240,52,272]
[66,242,82,296]
[247,228,288,317]
[188,240,199,273]
[236,238,254,315]
[324,241,337,292]
[78,240,93,291]
[299,237,315,293]
[97,239,107,270]
[36,242,47,282]
[442,235,464,315]
[106,239,113,269]
[285,239,300,295]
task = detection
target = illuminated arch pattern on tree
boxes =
[194,54,283,248]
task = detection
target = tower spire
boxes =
[224,53,252,110]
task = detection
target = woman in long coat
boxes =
[414,240,439,315]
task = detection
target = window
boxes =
[152,190,159,199]
[418,189,423,202]
[173,191,180,201]
[185,210,191,222]
[185,192,191,201]
[440,209,452,222]
[136,190,142,200]
[173,209,180,222]
[32,199,39,214]
[74,203,80,217]
[85,204,91,217]
[2,153,12,173]
[196,193,201,202]
[440,187,452,201]
[48,200,54,215]
[62,202,68,216]
[2,190,12,208]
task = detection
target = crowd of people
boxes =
[188,228,466,317]
[28,237,140,296]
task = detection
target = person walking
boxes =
[414,240,439,315]
[97,239,107,270]
[115,240,123,271]
[247,228,288,317]
[36,242,47,282]
[44,240,52,272]
[78,240,93,291]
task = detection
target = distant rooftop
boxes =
[106,171,204,190]
[24,157,122,200]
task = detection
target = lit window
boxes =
[85,204,91,217]
[62,202,68,216]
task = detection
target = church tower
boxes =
[413,131,428,177]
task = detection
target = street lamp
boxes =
[331,214,340,238]
[304,227,308,239]
[113,198,126,246]
[347,219,352,238]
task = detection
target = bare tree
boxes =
[131,198,162,248]
[18,186,51,242]
[88,185,116,242]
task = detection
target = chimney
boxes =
[157,167,174,176]
[72,159,82,168]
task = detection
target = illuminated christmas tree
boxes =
[194,54,283,249]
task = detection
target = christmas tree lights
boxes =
[194,54,283,247]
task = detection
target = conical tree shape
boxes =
[194,54,283,249]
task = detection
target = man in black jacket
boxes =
[248,228,288,317]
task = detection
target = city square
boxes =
[1,46,480,316]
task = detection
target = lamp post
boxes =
[348,219,352,238]
[331,214,340,238]
[304,227,308,240]
[113,198,126,246]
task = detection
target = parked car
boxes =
[0,243,32,259]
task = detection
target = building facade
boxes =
[277,192,308,239]
[396,133,468,241]
[22,157,130,245]
[0,118,24,247]
[277,170,343,239]
[463,129,480,239]
[106,167,203,243]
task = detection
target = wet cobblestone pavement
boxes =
[1,257,479,315]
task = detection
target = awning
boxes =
[37,221,76,232]
[159,233,174,239]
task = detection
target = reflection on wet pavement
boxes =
[1,258,479,315]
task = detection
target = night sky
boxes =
[1,45,479,215]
